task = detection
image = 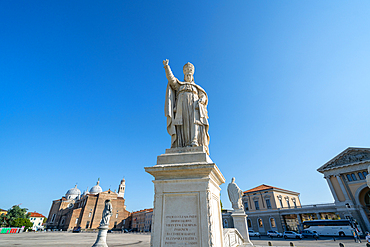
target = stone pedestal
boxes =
[92,225,109,247]
[145,146,225,247]
[231,210,249,242]
[231,210,252,246]
[223,228,245,247]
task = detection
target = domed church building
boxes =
[46,178,130,231]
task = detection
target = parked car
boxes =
[283,231,303,239]
[267,230,283,238]
[301,230,319,238]
[249,230,260,237]
[72,227,81,233]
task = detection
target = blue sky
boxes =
[1,1,370,216]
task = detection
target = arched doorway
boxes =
[364,191,370,205]
[358,187,370,210]
[355,185,370,231]
[363,190,370,222]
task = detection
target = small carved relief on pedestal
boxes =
[206,184,214,247]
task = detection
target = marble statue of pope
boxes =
[227,177,243,210]
[163,59,210,154]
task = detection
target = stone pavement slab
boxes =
[0,232,150,247]
[0,232,367,247]
[250,236,365,247]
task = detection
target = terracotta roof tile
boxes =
[243,184,298,194]
[29,212,45,218]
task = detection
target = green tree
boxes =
[12,218,33,230]
[3,205,30,227]
[0,214,7,227]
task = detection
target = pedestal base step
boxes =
[223,228,254,247]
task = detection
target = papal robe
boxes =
[164,65,210,154]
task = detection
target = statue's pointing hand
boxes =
[163,59,169,66]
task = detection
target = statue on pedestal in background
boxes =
[92,199,113,247]
[227,177,243,211]
[227,177,253,246]
[163,59,210,154]
[100,199,113,226]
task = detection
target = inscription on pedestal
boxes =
[162,193,200,247]
[164,215,198,246]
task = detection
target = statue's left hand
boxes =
[163,59,169,66]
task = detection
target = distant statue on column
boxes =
[100,200,113,226]
[92,199,113,247]
[227,177,253,246]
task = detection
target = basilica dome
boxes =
[65,185,81,200]
[89,180,102,194]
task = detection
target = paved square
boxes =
[0,232,367,247]
[0,232,150,247]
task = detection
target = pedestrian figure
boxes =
[352,229,357,242]
[355,228,361,243]
[366,232,370,247]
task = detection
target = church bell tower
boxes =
[117,178,125,198]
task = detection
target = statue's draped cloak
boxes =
[165,79,210,154]
[227,182,242,210]
[100,202,112,226]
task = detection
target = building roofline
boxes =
[29,212,46,218]
[243,184,299,195]
[317,147,370,173]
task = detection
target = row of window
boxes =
[244,217,276,229]
[346,171,368,182]
[245,199,271,211]
[278,197,297,208]
[244,197,297,211]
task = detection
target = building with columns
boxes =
[317,147,370,232]
[222,147,370,234]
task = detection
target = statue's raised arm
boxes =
[163,59,210,154]
[163,59,176,83]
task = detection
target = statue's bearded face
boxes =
[184,73,193,82]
